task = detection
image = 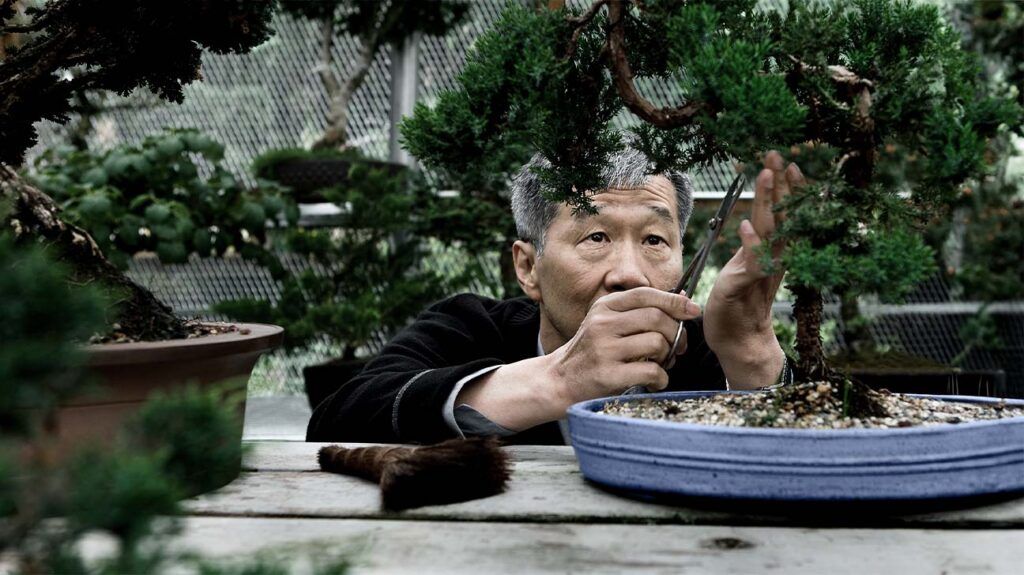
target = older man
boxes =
[307,149,803,444]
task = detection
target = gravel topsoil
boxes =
[90,321,240,344]
[601,381,1024,429]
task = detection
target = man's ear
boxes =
[512,240,541,302]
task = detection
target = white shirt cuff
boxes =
[442,364,504,438]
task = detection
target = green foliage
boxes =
[953,1,1024,110]
[125,384,247,497]
[0,0,276,165]
[28,129,296,269]
[217,162,470,357]
[66,449,183,543]
[251,147,365,182]
[952,305,1004,367]
[0,236,107,435]
[953,183,1024,302]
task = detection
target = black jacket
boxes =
[306,293,726,445]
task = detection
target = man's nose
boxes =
[604,244,651,292]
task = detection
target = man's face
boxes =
[522,175,684,349]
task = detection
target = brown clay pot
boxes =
[52,322,283,454]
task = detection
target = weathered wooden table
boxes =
[175,425,1024,574]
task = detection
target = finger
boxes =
[616,332,670,364]
[774,163,803,228]
[763,150,790,205]
[751,168,776,240]
[738,219,767,278]
[786,162,806,189]
[609,307,682,345]
[598,287,701,321]
[613,361,669,393]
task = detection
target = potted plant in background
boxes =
[231,0,487,406]
[0,0,283,452]
[402,0,1024,502]
[215,165,486,410]
[250,0,469,200]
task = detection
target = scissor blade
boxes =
[716,173,746,222]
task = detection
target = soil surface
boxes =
[89,321,240,344]
[602,381,1024,429]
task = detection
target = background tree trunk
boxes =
[312,27,380,151]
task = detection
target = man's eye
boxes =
[587,232,608,243]
[645,235,666,246]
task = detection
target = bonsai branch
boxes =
[564,0,607,61]
[786,55,874,93]
[605,0,707,128]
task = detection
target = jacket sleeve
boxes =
[667,317,728,391]
[306,295,508,444]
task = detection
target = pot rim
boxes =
[84,322,284,367]
[568,390,1024,439]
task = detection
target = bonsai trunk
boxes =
[1,166,186,341]
[791,285,829,381]
[312,20,380,152]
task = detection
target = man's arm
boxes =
[306,294,515,444]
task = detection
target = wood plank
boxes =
[241,441,579,472]
[80,517,1024,574]
[188,465,1024,528]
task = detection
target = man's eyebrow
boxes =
[647,205,675,224]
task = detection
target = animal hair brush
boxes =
[317,437,511,510]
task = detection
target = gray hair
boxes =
[510,148,695,254]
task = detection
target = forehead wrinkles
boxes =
[572,204,674,226]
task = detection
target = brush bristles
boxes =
[381,437,511,510]
[317,438,511,510]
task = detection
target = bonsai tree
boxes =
[0,0,276,341]
[401,0,1021,389]
[27,129,297,270]
[277,0,469,150]
[215,165,464,361]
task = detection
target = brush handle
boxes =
[318,445,412,482]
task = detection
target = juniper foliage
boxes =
[401,0,1021,380]
[0,0,276,167]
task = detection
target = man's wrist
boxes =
[539,350,576,419]
[455,354,572,431]
[715,335,785,390]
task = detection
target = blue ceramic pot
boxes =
[567,391,1024,501]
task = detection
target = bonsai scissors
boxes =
[622,172,746,395]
